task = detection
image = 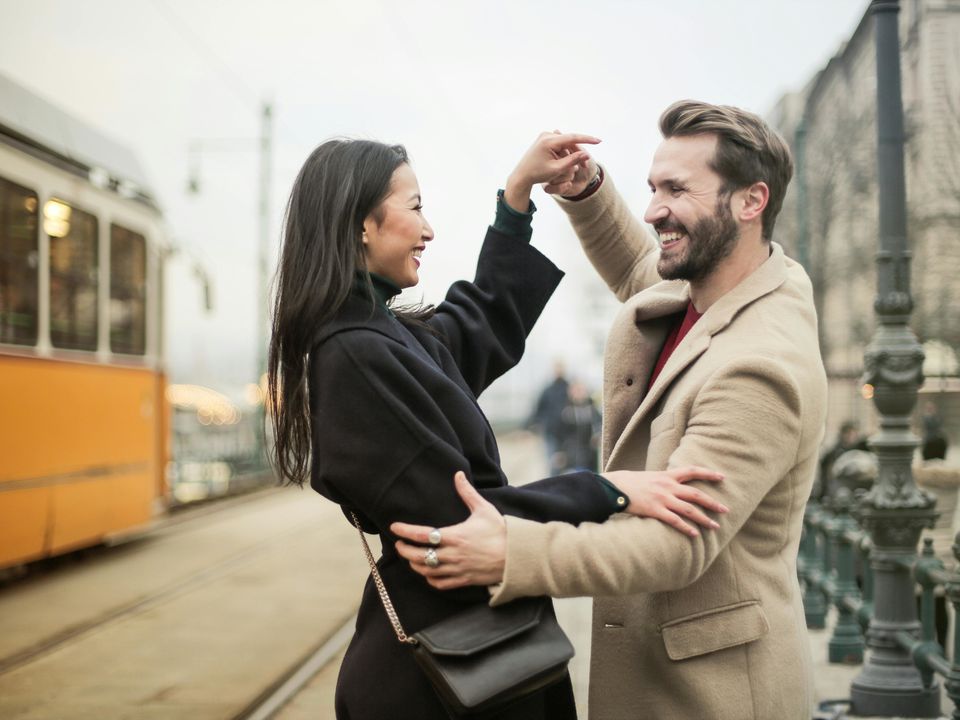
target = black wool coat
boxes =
[309,227,619,720]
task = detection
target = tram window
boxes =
[110,224,146,355]
[48,199,99,351]
[0,176,40,346]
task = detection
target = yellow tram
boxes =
[0,74,169,569]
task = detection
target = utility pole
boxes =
[186,100,274,467]
[257,102,272,388]
[255,102,273,465]
[849,1,939,715]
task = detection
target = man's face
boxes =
[644,134,740,282]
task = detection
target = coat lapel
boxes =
[604,243,790,470]
[601,281,688,461]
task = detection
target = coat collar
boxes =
[311,284,406,350]
[626,241,788,330]
[605,242,788,466]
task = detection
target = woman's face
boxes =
[362,164,434,289]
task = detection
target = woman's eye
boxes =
[413,204,423,212]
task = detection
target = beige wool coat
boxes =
[490,174,827,720]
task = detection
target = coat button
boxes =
[616,496,627,507]
[625,378,634,386]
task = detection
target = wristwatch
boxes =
[563,164,604,202]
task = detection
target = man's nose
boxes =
[644,196,669,226]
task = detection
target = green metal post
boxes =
[914,539,946,690]
[803,501,827,628]
[829,489,865,663]
[858,535,876,633]
[944,533,960,720]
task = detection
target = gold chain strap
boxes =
[349,511,418,646]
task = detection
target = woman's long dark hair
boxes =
[268,139,412,486]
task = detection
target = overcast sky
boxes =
[0,0,869,415]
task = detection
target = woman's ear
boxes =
[361,216,376,245]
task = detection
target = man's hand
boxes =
[542,146,598,198]
[391,472,507,590]
[604,467,729,538]
[504,131,600,213]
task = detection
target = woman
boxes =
[268,135,724,719]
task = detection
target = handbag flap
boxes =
[414,598,545,656]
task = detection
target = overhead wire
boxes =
[147,0,258,109]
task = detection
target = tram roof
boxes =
[0,72,159,209]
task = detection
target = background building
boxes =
[770,0,960,449]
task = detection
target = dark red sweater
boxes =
[648,301,702,390]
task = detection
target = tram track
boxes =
[0,489,312,676]
[235,614,356,720]
[0,468,373,719]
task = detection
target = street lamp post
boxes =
[794,116,810,272]
[849,1,939,716]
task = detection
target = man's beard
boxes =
[656,195,739,282]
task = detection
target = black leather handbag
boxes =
[350,512,575,716]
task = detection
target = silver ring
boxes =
[424,548,440,568]
[428,528,442,546]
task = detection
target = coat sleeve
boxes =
[489,355,805,604]
[554,168,663,303]
[310,331,618,538]
[427,227,563,397]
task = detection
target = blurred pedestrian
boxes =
[557,380,601,473]
[922,401,948,461]
[267,135,726,720]
[527,360,569,475]
[816,420,869,500]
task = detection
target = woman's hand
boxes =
[504,131,600,212]
[603,467,729,538]
[542,151,598,198]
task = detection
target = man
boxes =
[393,100,827,720]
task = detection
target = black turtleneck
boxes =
[369,272,401,308]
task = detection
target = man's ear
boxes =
[738,181,769,223]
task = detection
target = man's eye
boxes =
[671,187,684,195]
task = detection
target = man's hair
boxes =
[659,100,794,242]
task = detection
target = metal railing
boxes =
[800,481,960,718]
